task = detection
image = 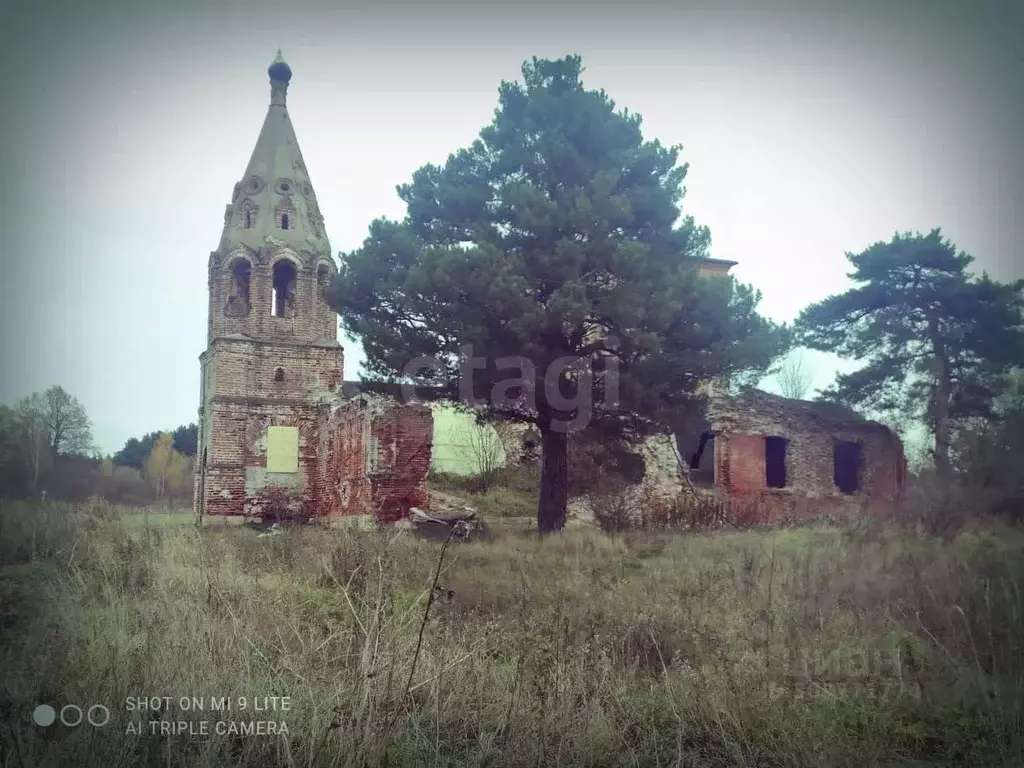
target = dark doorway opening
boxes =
[765,436,788,488]
[834,440,862,494]
[690,431,715,486]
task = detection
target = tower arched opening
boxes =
[272,259,298,318]
[225,258,252,316]
[316,264,331,301]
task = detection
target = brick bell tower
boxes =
[194,52,343,522]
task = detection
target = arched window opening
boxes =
[237,199,258,229]
[225,259,252,316]
[271,260,297,318]
[274,200,295,232]
[274,367,285,382]
[316,264,331,304]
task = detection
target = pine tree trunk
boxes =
[537,427,568,533]
[933,365,952,483]
[927,312,953,484]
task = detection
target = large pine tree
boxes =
[328,55,787,531]
[796,229,1024,482]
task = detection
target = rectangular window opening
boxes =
[765,436,788,489]
[834,440,862,494]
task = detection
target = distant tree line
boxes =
[0,385,197,507]
[113,423,197,469]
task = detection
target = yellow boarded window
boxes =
[267,426,299,473]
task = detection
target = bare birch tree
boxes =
[12,394,51,496]
[454,422,507,484]
[776,352,815,400]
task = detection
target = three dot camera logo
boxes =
[33,703,110,728]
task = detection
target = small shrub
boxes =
[0,501,80,565]
[590,491,637,532]
[622,616,695,674]
[590,488,768,534]
[568,431,645,497]
[623,531,668,558]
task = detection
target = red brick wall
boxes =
[200,339,342,402]
[369,405,433,522]
[198,401,320,518]
[712,423,906,525]
[195,384,434,523]
[331,401,372,516]
[330,398,433,522]
[311,404,341,518]
[722,434,766,491]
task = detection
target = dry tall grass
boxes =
[1,499,1022,766]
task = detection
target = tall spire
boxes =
[219,52,331,259]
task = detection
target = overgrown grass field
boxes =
[1,500,1022,766]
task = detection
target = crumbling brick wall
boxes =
[195,328,342,520]
[196,389,434,523]
[198,401,320,519]
[706,390,907,524]
[331,395,433,522]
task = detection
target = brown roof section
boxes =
[707,389,895,434]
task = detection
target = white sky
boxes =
[1,0,1022,455]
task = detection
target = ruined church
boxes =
[194,54,907,525]
[193,53,432,524]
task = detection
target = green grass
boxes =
[119,510,195,529]
[428,465,540,519]
[1,499,1023,767]
[460,487,538,519]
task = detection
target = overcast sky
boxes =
[1,0,1022,455]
